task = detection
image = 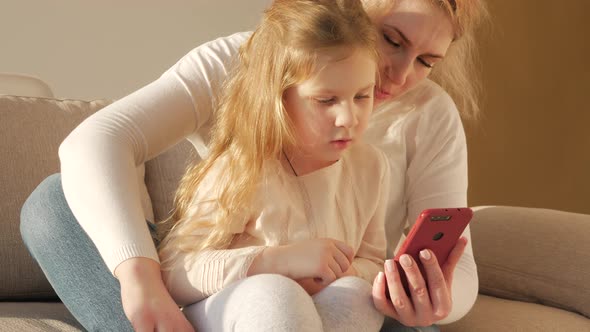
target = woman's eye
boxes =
[383,34,400,48]
[355,95,371,100]
[418,57,434,69]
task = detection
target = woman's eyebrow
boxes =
[385,24,413,46]
[384,24,445,59]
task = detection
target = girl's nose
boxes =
[335,103,358,129]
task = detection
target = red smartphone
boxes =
[389,208,473,297]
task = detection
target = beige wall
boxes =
[466,1,590,214]
[3,1,588,214]
[1,1,269,100]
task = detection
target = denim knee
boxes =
[381,316,440,332]
[20,173,66,250]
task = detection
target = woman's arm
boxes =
[58,31,250,330]
[59,31,252,275]
[401,80,478,323]
[351,148,391,283]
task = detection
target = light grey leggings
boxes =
[183,274,384,332]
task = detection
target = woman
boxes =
[20,0,488,331]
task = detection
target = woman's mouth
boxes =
[374,87,392,101]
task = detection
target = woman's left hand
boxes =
[371,237,468,327]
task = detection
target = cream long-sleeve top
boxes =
[162,144,390,305]
[59,31,478,324]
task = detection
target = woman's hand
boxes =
[371,237,468,327]
[116,257,195,332]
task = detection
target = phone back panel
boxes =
[394,208,473,266]
[387,208,472,297]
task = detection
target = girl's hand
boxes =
[371,237,468,327]
[116,257,195,332]
[249,238,354,285]
[297,264,358,295]
[281,238,355,284]
[296,277,326,295]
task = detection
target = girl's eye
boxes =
[355,95,371,100]
[418,57,434,69]
[315,98,335,105]
[383,33,400,48]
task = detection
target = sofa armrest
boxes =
[470,206,590,318]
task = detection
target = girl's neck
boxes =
[281,148,336,177]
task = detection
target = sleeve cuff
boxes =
[108,242,161,275]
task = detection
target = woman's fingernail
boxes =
[385,259,395,272]
[400,254,413,267]
[420,249,431,261]
[377,271,384,282]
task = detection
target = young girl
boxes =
[156,0,389,330]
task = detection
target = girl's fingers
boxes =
[319,265,337,285]
[328,259,345,279]
[333,240,355,262]
[333,247,352,274]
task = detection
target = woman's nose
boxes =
[385,55,412,86]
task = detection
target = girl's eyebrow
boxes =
[314,83,375,95]
[359,83,377,91]
[384,24,445,59]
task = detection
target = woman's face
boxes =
[372,0,454,105]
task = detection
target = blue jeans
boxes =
[381,317,440,332]
[20,174,134,332]
[20,173,439,332]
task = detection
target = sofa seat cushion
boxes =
[442,294,590,332]
[0,302,82,331]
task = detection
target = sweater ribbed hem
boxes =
[107,243,161,275]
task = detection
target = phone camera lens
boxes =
[433,232,444,241]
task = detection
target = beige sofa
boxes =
[1,95,589,331]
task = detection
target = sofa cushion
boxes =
[0,95,156,300]
[0,302,82,331]
[470,206,590,318]
[442,294,590,332]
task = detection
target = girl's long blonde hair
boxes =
[158,0,378,270]
[363,0,490,120]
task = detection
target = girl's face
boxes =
[283,49,376,174]
[373,0,454,105]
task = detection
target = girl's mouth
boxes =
[330,139,352,150]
